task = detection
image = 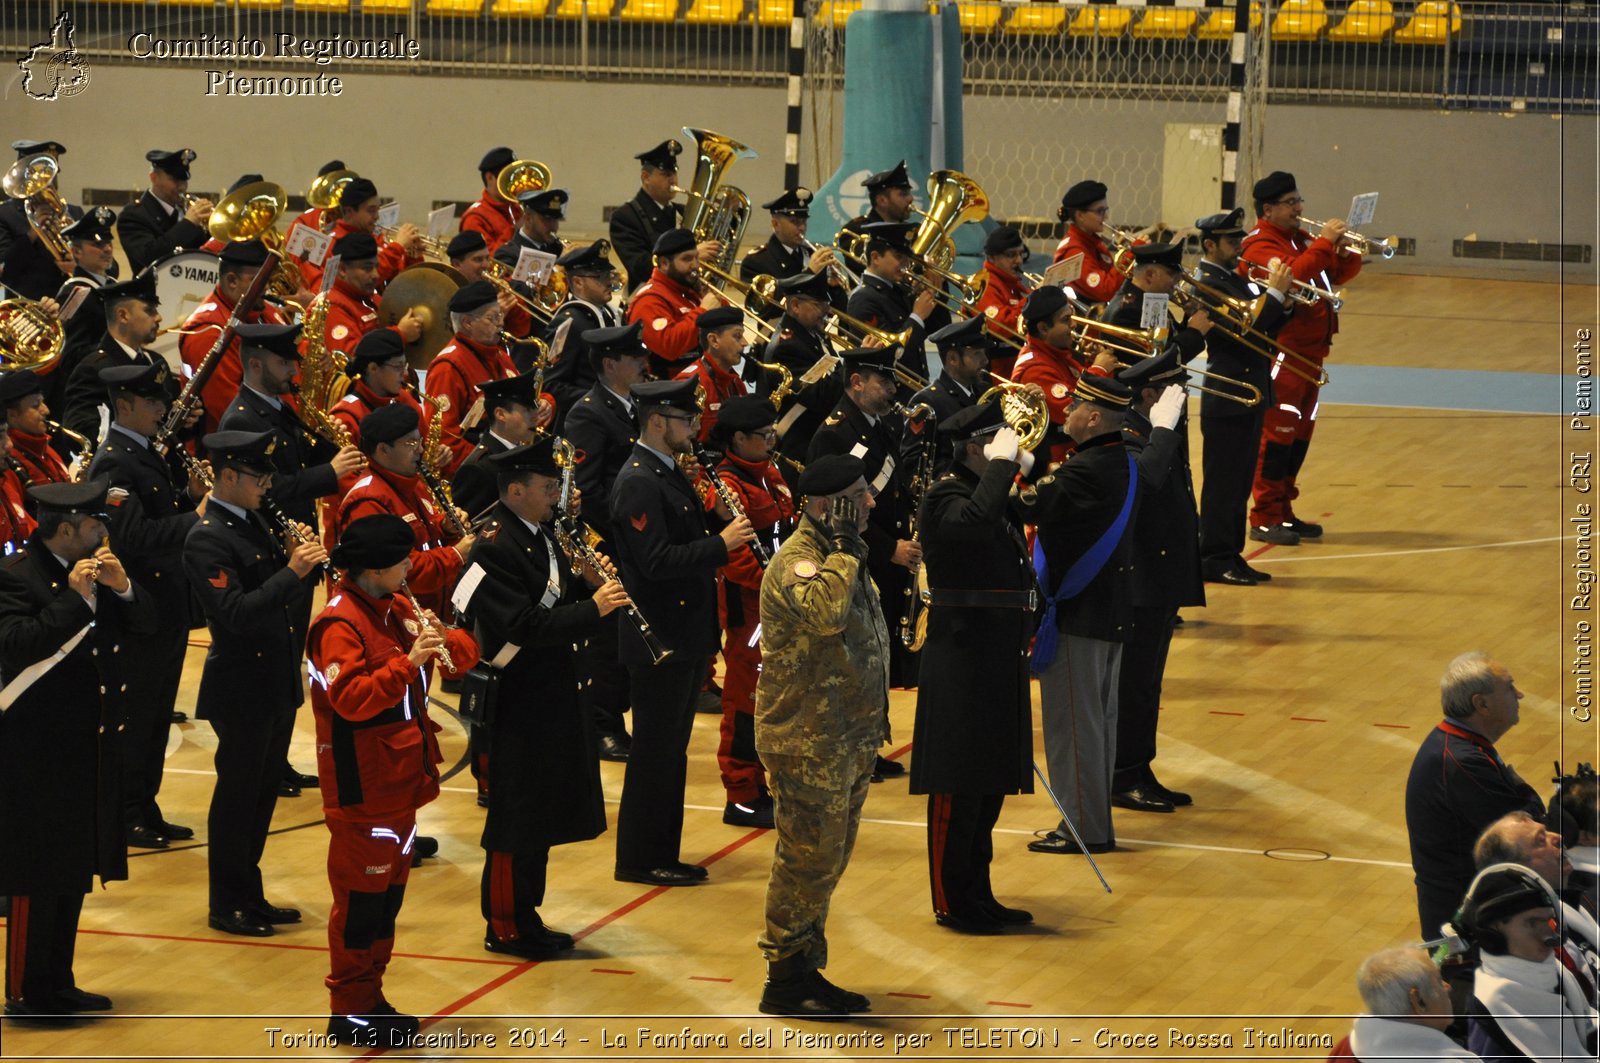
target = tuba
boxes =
[207,180,303,302]
[306,168,359,231]
[675,128,756,275]
[2,154,73,263]
[496,159,553,203]
[910,169,990,271]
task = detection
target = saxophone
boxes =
[749,358,793,412]
[417,395,467,539]
[294,295,354,449]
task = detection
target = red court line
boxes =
[1244,543,1276,561]
[590,968,634,976]
[884,740,914,762]
[1209,710,1246,717]
[887,992,932,1000]
[689,976,733,983]
[1291,716,1327,723]
[69,926,518,965]
[1374,722,1412,730]
[987,1000,1033,1008]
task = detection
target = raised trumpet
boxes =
[1243,263,1344,313]
[1301,218,1395,260]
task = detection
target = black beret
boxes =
[360,402,421,448]
[339,177,379,209]
[938,400,1005,441]
[331,231,378,261]
[1116,346,1188,391]
[840,346,900,380]
[236,322,302,362]
[28,478,112,520]
[631,377,700,413]
[448,280,497,314]
[478,146,515,175]
[1197,207,1247,238]
[62,207,115,244]
[479,370,543,413]
[97,272,159,308]
[330,513,415,572]
[697,305,744,332]
[12,139,65,158]
[446,230,487,260]
[983,225,1027,258]
[518,188,568,218]
[862,160,911,193]
[317,159,347,177]
[653,227,697,257]
[0,370,44,407]
[218,239,269,268]
[145,148,195,180]
[226,173,264,195]
[777,270,831,302]
[347,328,407,375]
[487,436,561,478]
[584,322,651,364]
[761,188,813,216]
[710,395,777,444]
[1073,372,1133,411]
[1130,242,1183,272]
[100,361,172,399]
[1060,180,1108,212]
[635,139,683,171]
[1022,284,1069,326]
[863,221,917,255]
[557,240,616,276]
[797,454,865,496]
[205,429,278,473]
[928,314,991,352]
[1252,170,1297,204]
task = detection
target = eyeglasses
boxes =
[1272,196,1305,208]
[1086,206,1111,217]
[391,438,422,450]
[661,412,702,426]
[240,471,274,488]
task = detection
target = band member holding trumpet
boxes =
[610,139,688,295]
[321,231,425,364]
[542,241,623,423]
[626,228,721,378]
[973,226,1032,379]
[459,147,522,255]
[674,305,778,442]
[1192,209,1292,585]
[1050,180,1125,305]
[181,240,295,436]
[458,439,631,957]
[0,139,78,301]
[183,429,328,937]
[739,189,848,319]
[610,378,754,886]
[308,513,477,1045]
[0,478,156,1020]
[116,148,211,276]
[305,177,423,294]
[89,363,208,851]
[1240,170,1363,545]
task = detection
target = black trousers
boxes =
[4,893,84,1005]
[120,622,188,829]
[481,848,550,941]
[208,705,295,913]
[582,612,631,740]
[925,794,1004,917]
[615,655,706,870]
[1199,409,1266,571]
[1113,605,1177,793]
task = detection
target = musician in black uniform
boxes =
[61,272,181,445]
[840,160,916,243]
[1110,351,1201,816]
[114,149,212,277]
[565,324,646,761]
[1099,242,1212,365]
[450,370,545,520]
[88,363,208,850]
[764,271,843,469]
[911,314,990,453]
[542,241,622,424]
[182,429,327,937]
[807,347,922,753]
[845,222,936,386]
[458,439,631,958]
[50,208,119,414]
[0,139,79,302]
[608,378,754,885]
[0,479,155,1019]
[910,402,1038,934]
[738,189,848,322]
[1190,208,1292,586]
[493,188,568,270]
[609,140,686,295]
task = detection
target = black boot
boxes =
[758,955,845,1020]
[808,967,870,1012]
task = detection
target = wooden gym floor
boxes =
[4,271,1595,1061]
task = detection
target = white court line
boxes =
[1253,534,1566,565]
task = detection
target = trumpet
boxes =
[1173,275,1329,387]
[1300,218,1395,260]
[483,259,559,324]
[800,240,861,290]
[399,578,455,674]
[376,223,450,260]
[1242,263,1344,313]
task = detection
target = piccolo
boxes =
[398,578,455,674]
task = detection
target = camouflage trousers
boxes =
[757,746,877,967]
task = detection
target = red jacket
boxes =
[179,288,292,436]
[8,430,70,487]
[1051,225,1124,304]
[459,191,521,256]
[973,262,1031,379]
[303,220,421,294]
[321,278,384,363]
[0,464,33,550]
[625,268,706,374]
[329,381,426,497]
[1012,339,1093,465]
[1238,217,1362,359]
[334,465,465,614]
[711,451,795,592]
[308,580,478,820]
[422,334,516,476]
[675,355,748,442]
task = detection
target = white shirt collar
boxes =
[639,440,677,469]
[110,422,149,446]
[603,384,633,412]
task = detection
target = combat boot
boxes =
[757,955,845,1020]
[807,967,870,1012]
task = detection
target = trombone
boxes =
[1074,317,1261,408]
[694,262,777,343]
[1243,263,1345,312]
[1301,218,1396,260]
[483,259,558,324]
[1173,275,1329,387]
[823,310,928,391]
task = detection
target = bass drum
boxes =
[148,250,219,373]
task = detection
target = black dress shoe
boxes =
[672,861,710,880]
[371,1001,420,1038]
[53,987,113,1012]
[283,768,319,788]
[483,934,560,960]
[153,820,194,841]
[1206,566,1257,586]
[723,795,775,829]
[252,902,301,925]
[870,754,904,783]
[476,791,490,808]
[614,866,703,886]
[596,735,630,762]
[1147,779,1193,807]
[528,924,576,950]
[935,911,1005,935]
[980,899,1034,925]
[276,781,302,798]
[126,825,168,849]
[170,710,188,724]
[1112,786,1176,813]
[1026,832,1116,855]
[3,998,70,1020]
[1241,563,1272,582]
[1287,517,1323,539]
[209,909,273,937]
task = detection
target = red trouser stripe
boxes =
[6,896,28,1001]
[487,852,519,942]
[929,795,951,916]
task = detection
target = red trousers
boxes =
[325,815,416,1015]
[1251,356,1322,526]
[717,585,766,803]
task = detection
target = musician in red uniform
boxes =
[286,159,346,238]
[1050,180,1126,305]
[973,226,1032,380]
[308,513,477,1046]
[319,232,423,365]
[459,147,521,256]
[329,330,426,456]
[0,423,35,552]
[1,370,71,490]
[422,281,516,477]
[673,306,750,441]
[625,228,721,378]
[334,404,474,619]
[303,178,423,294]
[707,397,795,830]
[179,240,291,436]
[1238,170,1362,545]
[1009,286,1096,462]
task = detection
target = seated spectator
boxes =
[1327,946,1480,1062]
[1552,768,1599,894]
[1459,864,1599,1061]
[1406,652,1545,939]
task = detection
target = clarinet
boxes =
[398,578,455,674]
[417,459,469,540]
[693,445,771,569]
[260,493,333,580]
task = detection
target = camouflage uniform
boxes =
[754,513,889,967]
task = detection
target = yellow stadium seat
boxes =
[1005,2,1069,35]
[231,0,288,9]
[958,2,1005,34]
[361,0,415,12]
[491,0,552,15]
[1132,7,1198,39]
[554,0,618,17]
[755,0,792,25]
[813,0,860,28]
[1270,0,1327,41]
[684,0,742,23]
[155,0,219,6]
[427,0,486,14]
[1068,6,1132,37]
[1328,0,1394,41]
[1197,3,1262,38]
[294,0,351,10]
[1393,0,1461,44]
[619,0,676,19]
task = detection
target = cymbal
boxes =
[378,264,463,370]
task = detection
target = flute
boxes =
[398,578,455,674]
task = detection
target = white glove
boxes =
[983,426,1020,463]
[1150,384,1187,431]
[1018,449,1036,476]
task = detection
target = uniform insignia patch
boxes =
[631,513,648,532]
[652,317,668,331]
[793,560,819,579]
[1087,272,1101,286]
[208,570,228,589]
[332,324,349,340]
[1051,383,1068,399]
[403,619,420,636]
[434,395,451,413]
[326,662,340,684]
